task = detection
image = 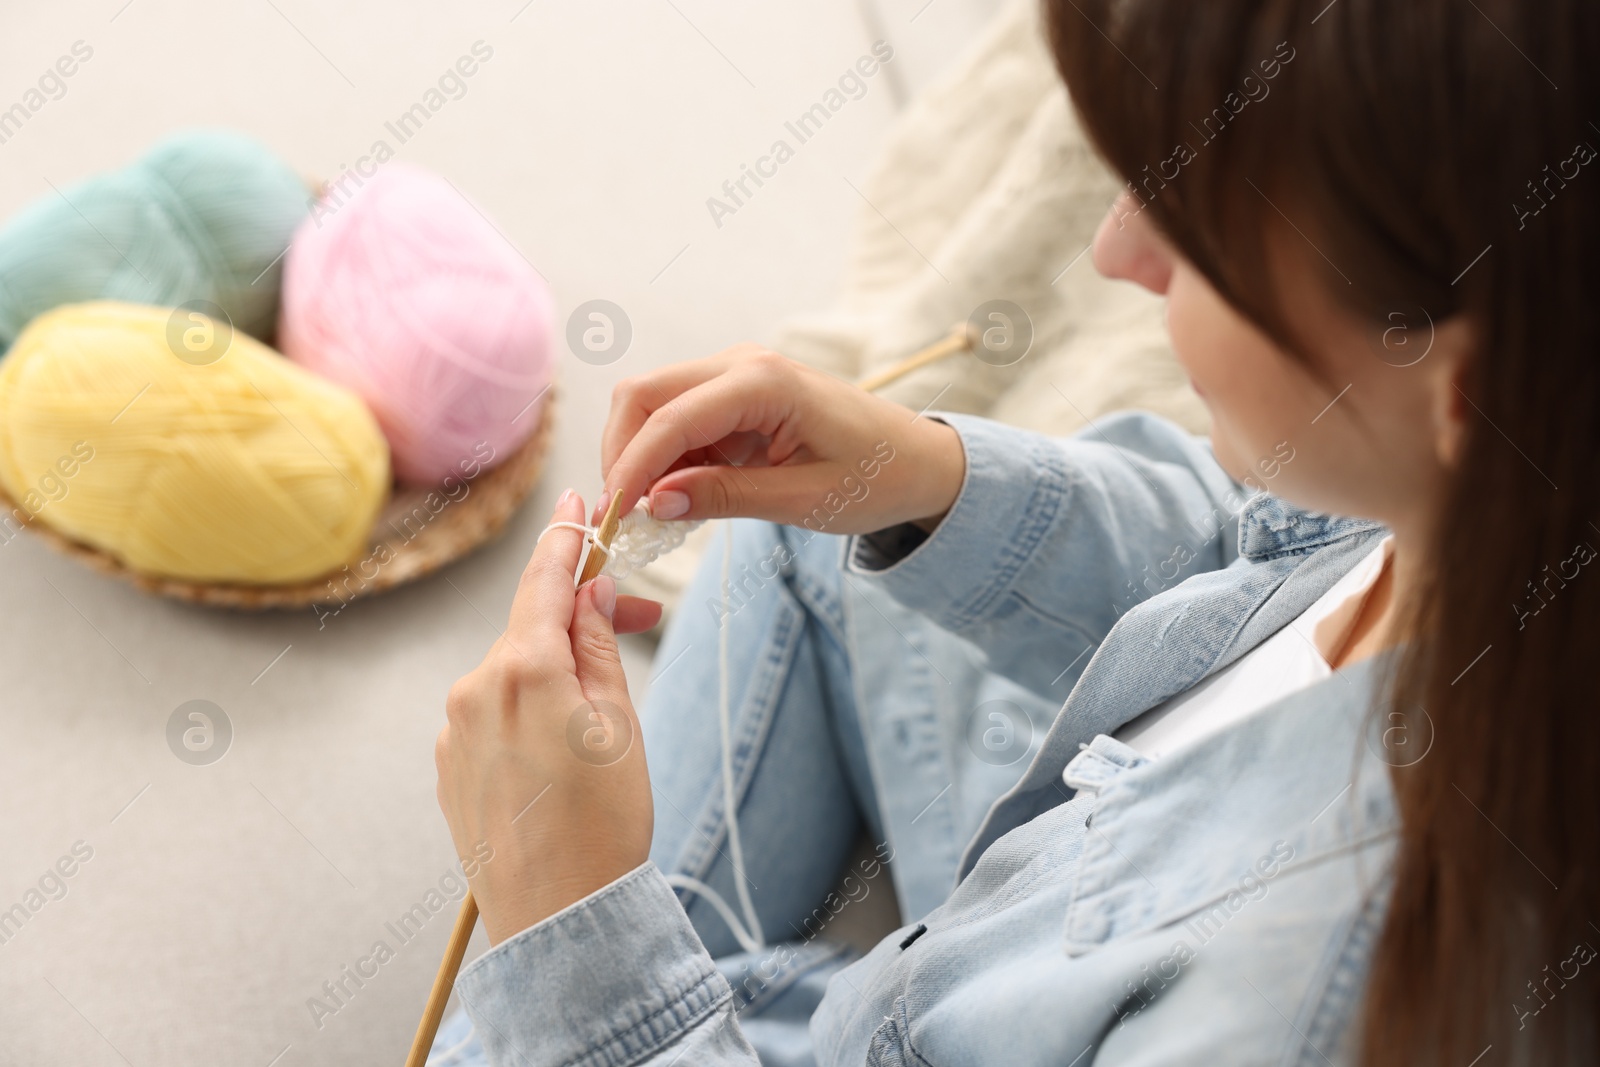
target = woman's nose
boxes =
[1092,193,1173,295]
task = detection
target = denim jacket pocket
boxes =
[866,996,929,1067]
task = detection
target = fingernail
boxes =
[591,575,616,619]
[557,488,575,508]
[652,490,689,520]
[592,489,612,525]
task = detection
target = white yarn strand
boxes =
[716,522,765,951]
[538,521,593,539]
[662,873,765,955]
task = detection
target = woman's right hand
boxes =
[599,344,966,536]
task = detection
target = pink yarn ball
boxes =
[279,164,554,486]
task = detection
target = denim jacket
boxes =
[455,412,1399,1067]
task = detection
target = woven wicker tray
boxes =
[0,386,556,610]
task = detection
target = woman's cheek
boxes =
[1165,270,1235,410]
[1164,275,1248,441]
[1165,270,1292,481]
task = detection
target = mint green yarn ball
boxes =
[0,129,308,353]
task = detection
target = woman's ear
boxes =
[1429,317,1476,470]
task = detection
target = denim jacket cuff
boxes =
[846,412,1069,630]
[455,862,733,1067]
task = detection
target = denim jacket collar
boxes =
[958,497,1390,880]
[1236,493,1386,562]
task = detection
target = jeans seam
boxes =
[789,564,848,650]
[733,939,854,1016]
[674,594,805,909]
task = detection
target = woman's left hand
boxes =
[434,489,660,945]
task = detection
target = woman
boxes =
[432,0,1599,1062]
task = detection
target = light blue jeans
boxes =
[644,521,885,954]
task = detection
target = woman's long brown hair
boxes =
[1045,0,1599,1062]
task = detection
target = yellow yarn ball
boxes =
[0,301,390,583]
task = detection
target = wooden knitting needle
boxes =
[405,489,625,1067]
[578,491,626,584]
[405,326,971,1062]
[854,322,975,393]
[403,893,477,1067]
